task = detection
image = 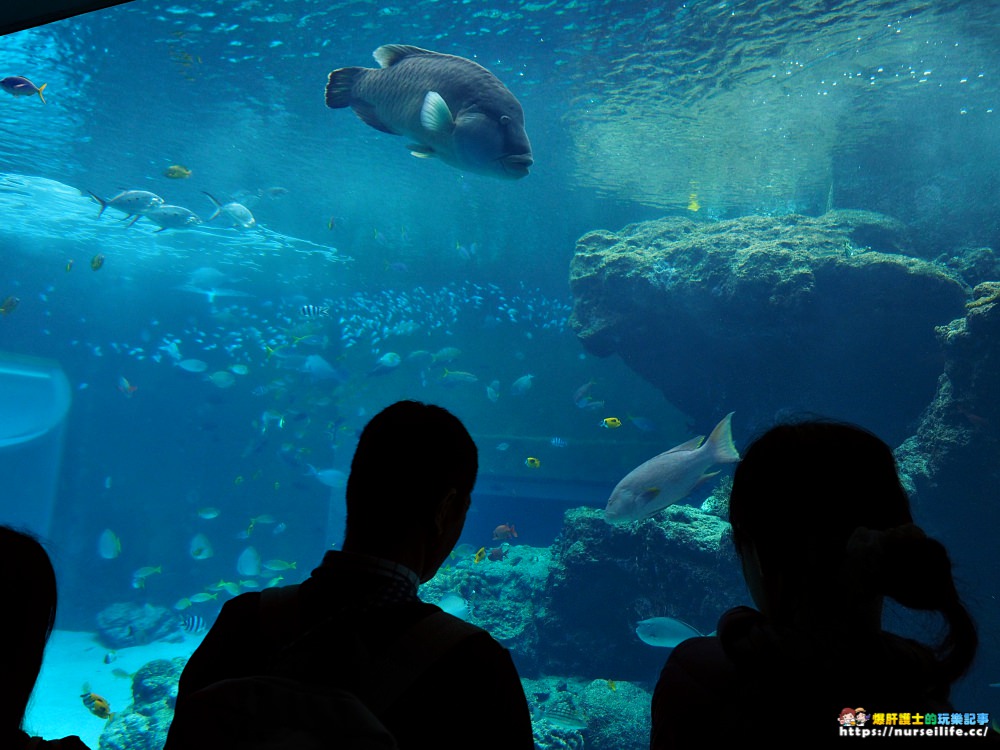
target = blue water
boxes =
[2,0,1000,743]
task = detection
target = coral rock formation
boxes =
[570,210,967,442]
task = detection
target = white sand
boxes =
[23,629,203,749]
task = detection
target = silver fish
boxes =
[145,205,202,232]
[202,191,256,229]
[325,44,532,179]
[604,413,740,524]
[88,190,165,224]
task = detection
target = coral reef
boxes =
[97,658,184,750]
[524,675,651,750]
[569,210,968,443]
[96,603,180,648]
[420,545,555,668]
[533,507,741,682]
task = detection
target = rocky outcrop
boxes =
[96,602,179,648]
[570,211,968,443]
[533,505,742,682]
[896,281,1000,538]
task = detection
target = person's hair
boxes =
[728,419,977,684]
[345,400,477,541]
[0,525,58,733]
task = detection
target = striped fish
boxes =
[299,304,330,319]
[182,614,208,634]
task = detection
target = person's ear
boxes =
[434,488,459,533]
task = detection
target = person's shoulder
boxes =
[404,604,511,670]
[221,588,264,613]
[658,635,729,687]
[27,736,92,750]
[668,634,726,664]
[422,605,504,649]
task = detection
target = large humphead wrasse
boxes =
[325,44,533,179]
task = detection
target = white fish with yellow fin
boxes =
[604,413,739,524]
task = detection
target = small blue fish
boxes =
[1,76,46,103]
[550,437,568,448]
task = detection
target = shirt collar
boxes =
[317,549,420,593]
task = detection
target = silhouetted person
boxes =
[1,525,90,750]
[166,400,533,749]
[651,420,995,747]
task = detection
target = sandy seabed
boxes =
[24,629,203,749]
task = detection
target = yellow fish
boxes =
[607,679,617,692]
[65,259,74,272]
[164,164,192,179]
[81,691,113,720]
[0,296,18,315]
[473,547,486,564]
[90,253,105,271]
[525,456,541,469]
[601,417,622,429]
[687,193,700,212]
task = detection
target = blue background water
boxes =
[1,0,999,733]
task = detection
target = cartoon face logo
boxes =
[854,708,869,726]
[839,707,856,726]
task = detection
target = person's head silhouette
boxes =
[728,419,976,684]
[1,525,58,739]
[343,400,478,582]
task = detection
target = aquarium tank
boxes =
[1,0,998,747]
